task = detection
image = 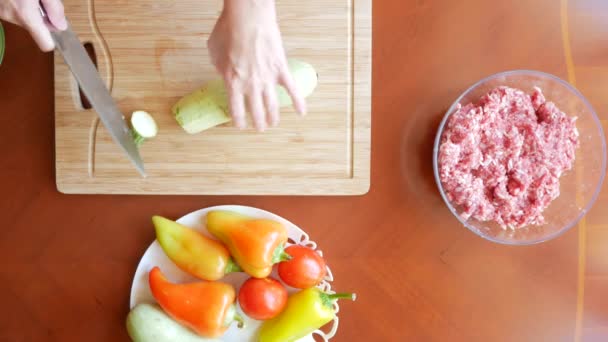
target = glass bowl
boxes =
[433,70,607,245]
[0,22,4,65]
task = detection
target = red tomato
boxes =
[278,245,327,289]
[238,277,287,320]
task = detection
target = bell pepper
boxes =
[152,216,240,281]
[258,287,356,342]
[148,267,244,338]
[206,210,290,278]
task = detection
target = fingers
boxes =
[221,66,296,132]
[40,0,67,31]
[278,67,307,116]
[263,84,279,127]
[226,83,246,130]
[246,89,266,132]
[22,11,55,52]
[227,78,278,131]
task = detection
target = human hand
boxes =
[0,0,67,51]
[207,0,306,131]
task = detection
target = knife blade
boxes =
[44,12,146,177]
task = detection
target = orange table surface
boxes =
[0,0,607,341]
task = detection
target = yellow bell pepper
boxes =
[258,287,356,342]
[153,216,241,281]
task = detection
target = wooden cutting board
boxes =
[54,0,371,195]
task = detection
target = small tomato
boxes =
[278,245,327,289]
[238,277,287,320]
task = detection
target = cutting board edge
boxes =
[55,177,371,196]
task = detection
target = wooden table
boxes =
[0,0,607,340]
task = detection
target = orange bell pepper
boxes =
[148,267,244,338]
[206,210,290,278]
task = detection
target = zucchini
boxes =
[173,59,318,134]
[130,111,158,147]
[126,303,220,342]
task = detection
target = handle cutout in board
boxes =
[77,42,98,110]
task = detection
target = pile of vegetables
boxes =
[127,211,355,342]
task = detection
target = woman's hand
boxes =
[208,0,305,131]
[0,0,67,51]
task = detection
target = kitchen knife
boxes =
[42,8,146,177]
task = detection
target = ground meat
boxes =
[438,86,579,229]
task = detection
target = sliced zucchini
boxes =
[130,110,158,147]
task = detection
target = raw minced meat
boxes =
[438,86,579,229]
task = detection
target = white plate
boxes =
[130,205,340,342]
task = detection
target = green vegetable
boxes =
[126,303,220,342]
[0,22,5,66]
[173,59,318,134]
[130,111,158,147]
